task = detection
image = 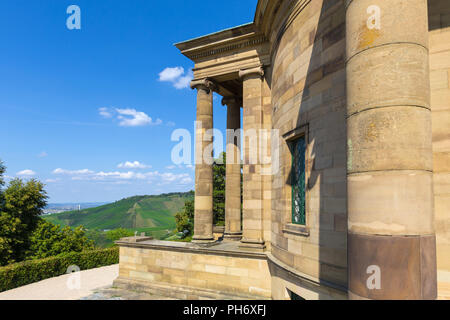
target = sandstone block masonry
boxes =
[116,0,450,300]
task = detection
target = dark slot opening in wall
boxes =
[288,289,305,300]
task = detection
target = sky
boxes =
[0,0,257,203]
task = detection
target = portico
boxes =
[178,24,272,248]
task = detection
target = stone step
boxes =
[114,277,270,300]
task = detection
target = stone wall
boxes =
[117,243,272,299]
[269,0,348,292]
[429,0,450,299]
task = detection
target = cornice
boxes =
[175,0,313,63]
[181,33,269,62]
[175,23,255,51]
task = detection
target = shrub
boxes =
[105,228,134,242]
[27,220,95,259]
[0,247,119,292]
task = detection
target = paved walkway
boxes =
[2,263,446,300]
[0,264,119,300]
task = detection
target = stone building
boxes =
[115,0,450,300]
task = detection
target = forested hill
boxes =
[45,191,193,231]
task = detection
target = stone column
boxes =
[222,96,242,240]
[191,79,216,243]
[346,0,437,299]
[239,66,266,250]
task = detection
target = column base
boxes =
[192,235,215,244]
[223,232,243,241]
[239,238,266,252]
[348,232,437,300]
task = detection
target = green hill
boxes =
[44,191,193,233]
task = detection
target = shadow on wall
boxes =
[268,0,348,299]
[428,0,450,31]
[312,0,348,299]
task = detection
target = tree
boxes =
[175,198,194,236]
[0,160,5,209]
[212,152,226,225]
[0,160,5,188]
[27,220,94,259]
[0,178,48,265]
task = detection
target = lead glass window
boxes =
[291,136,306,225]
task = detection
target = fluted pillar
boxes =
[222,96,242,240]
[346,0,437,299]
[239,66,266,250]
[191,79,216,243]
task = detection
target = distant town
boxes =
[43,202,108,215]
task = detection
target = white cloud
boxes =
[115,108,162,127]
[98,107,162,127]
[38,151,48,158]
[165,164,194,171]
[17,169,36,176]
[99,107,113,118]
[53,168,94,175]
[159,67,193,90]
[51,167,193,186]
[118,161,151,169]
[159,67,184,82]
[174,73,193,89]
[45,178,60,183]
[111,181,132,185]
[180,176,193,184]
[159,172,192,185]
[95,171,136,180]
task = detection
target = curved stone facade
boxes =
[267,0,348,298]
[429,0,450,299]
[116,0,450,300]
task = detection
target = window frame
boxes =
[282,124,310,237]
[290,136,307,226]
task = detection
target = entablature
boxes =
[175,23,270,85]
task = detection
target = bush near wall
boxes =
[0,247,119,292]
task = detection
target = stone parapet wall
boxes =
[116,241,272,299]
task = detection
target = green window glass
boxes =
[291,136,306,225]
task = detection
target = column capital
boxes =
[190,78,218,93]
[221,96,242,108]
[239,66,264,79]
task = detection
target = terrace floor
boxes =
[0,264,120,300]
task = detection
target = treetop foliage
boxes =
[0,176,48,266]
[0,160,5,187]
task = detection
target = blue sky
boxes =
[0,0,257,203]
